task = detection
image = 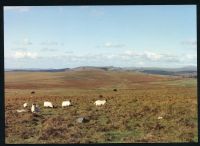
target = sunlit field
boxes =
[5,70,197,143]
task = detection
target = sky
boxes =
[4,5,197,69]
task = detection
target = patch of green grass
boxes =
[164,79,197,87]
[105,130,141,143]
[98,116,108,125]
[193,135,198,142]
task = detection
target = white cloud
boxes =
[65,51,73,54]
[12,48,27,51]
[40,40,61,46]
[40,48,57,52]
[143,51,162,61]
[123,50,141,57]
[7,49,196,68]
[104,42,112,47]
[182,39,196,45]
[56,51,195,66]
[14,38,32,47]
[124,50,134,56]
[13,51,38,59]
[4,6,31,12]
[22,38,32,45]
[105,54,117,59]
[102,42,125,48]
[121,50,180,63]
[138,61,145,66]
[185,54,197,60]
[162,54,180,62]
[181,39,197,49]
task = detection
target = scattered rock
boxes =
[76,117,90,123]
[31,91,35,94]
[154,123,165,130]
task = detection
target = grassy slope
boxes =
[5,70,198,143]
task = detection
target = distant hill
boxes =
[140,66,197,78]
[141,70,174,75]
[5,65,197,77]
[5,68,70,72]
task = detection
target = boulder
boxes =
[76,117,90,123]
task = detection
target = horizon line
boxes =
[4,65,197,70]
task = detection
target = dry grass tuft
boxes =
[5,71,197,143]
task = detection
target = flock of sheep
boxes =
[16,90,114,114]
[17,90,164,121]
[22,99,107,113]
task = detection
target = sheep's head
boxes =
[53,104,58,108]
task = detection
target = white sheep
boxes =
[31,104,40,113]
[62,100,71,107]
[23,102,28,108]
[158,116,163,120]
[17,109,26,113]
[94,99,107,106]
[44,101,54,108]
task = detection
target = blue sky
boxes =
[4,5,197,69]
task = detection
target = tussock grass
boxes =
[5,71,197,143]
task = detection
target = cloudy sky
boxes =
[4,5,197,69]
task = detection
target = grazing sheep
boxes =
[23,102,28,108]
[158,116,163,120]
[31,104,40,113]
[17,109,26,113]
[94,99,107,106]
[62,100,71,107]
[44,101,54,108]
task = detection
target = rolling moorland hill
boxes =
[5,65,197,77]
[5,67,197,143]
[5,69,182,90]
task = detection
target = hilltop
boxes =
[5,65,197,78]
